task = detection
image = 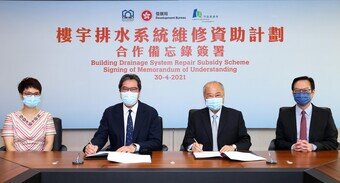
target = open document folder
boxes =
[85,151,151,163]
[193,151,266,162]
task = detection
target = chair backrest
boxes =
[158,116,169,151]
[52,117,63,151]
[268,139,276,150]
[159,116,163,146]
[179,144,185,151]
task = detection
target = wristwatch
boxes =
[232,144,237,151]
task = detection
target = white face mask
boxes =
[205,98,223,111]
[120,91,138,106]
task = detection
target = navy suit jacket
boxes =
[182,106,251,151]
[275,104,338,150]
[89,101,162,151]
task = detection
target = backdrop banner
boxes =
[1,1,339,128]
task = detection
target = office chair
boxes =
[102,116,168,151]
[268,139,276,150]
[0,117,67,151]
[179,144,185,151]
[158,116,169,151]
[52,117,67,151]
[180,109,199,151]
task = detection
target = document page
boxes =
[85,151,110,158]
[193,151,222,159]
[223,151,266,161]
[107,152,151,163]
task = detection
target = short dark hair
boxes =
[291,76,315,91]
[18,77,42,94]
[118,74,142,91]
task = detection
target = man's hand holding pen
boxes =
[85,141,98,155]
[192,138,203,152]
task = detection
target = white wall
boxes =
[2,128,339,151]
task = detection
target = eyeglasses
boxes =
[23,92,40,96]
[120,87,139,93]
[293,88,312,94]
[205,93,223,98]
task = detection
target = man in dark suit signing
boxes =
[182,81,251,152]
[84,74,162,155]
[275,76,338,151]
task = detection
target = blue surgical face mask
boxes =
[121,91,139,106]
[23,95,41,108]
[205,98,223,111]
[293,92,311,106]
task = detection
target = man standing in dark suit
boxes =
[84,74,162,155]
[275,76,338,151]
[182,81,251,152]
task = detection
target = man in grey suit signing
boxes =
[182,81,251,152]
[275,76,338,151]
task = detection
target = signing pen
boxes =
[193,138,202,151]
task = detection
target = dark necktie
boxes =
[300,110,307,140]
[126,109,133,145]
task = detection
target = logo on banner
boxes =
[141,10,152,21]
[122,10,134,21]
[192,8,218,22]
[192,9,202,18]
